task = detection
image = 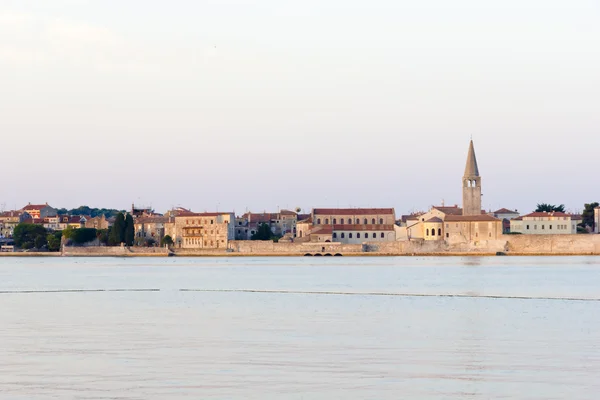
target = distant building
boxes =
[134,216,168,245]
[234,210,298,240]
[0,211,29,238]
[510,212,577,234]
[297,208,397,243]
[595,207,600,234]
[164,212,235,249]
[131,204,158,219]
[491,208,520,234]
[85,215,112,230]
[21,203,57,219]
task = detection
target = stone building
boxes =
[296,208,397,243]
[164,212,235,249]
[510,212,577,234]
[234,210,298,240]
[595,207,600,234]
[134,216,167,245]
[396,140,502,242]
[491,208,520,234]
[85,215,112,230]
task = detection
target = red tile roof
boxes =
[310,227,333,235]
[444,215,500,222]
[522,212,570,218]
[313,208,394,216]
[333,224,395,231]
[494,208,518,214]
[22,204,51,211]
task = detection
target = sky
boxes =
[1,0,599,215]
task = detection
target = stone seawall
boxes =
[62,247,169,257]
[503,234,600,255]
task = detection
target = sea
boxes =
[1,256,599,399]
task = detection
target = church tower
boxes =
[462,140,481,216]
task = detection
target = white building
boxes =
[510,212,577,235]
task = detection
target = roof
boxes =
[570,214,583,221]
[494,208,518,214]
[313,208,394,216]
[463,140,480,177]
[279,210,297,216]
[310,226,333,235]
[22,203,51,211]
[512,216,523,221]
[176,212,232,217]
[0,211,22,218]
[297,216,313,224]
[425,217,443,223]
[444,215,500,222]
[432,206,463,216]
[333,224,395,231]
[522,211,570,218]
[135,216,168,224]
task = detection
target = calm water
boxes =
[1,256,599,399]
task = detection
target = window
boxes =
[527,225,530,230]
[550,225,552,230]
[371,218,376,224]
[381,232,384,238]
[325,219,329,224]
[364,218,368,224]
[341,233,345,238]
[333,218,337,224]
[379,218,383,224]
[542,225,545,230]
[349,233,353,238]
[211,220,214,225]
[317,219,321,224]
[333,233,337,238]
[446,233,449,238]
[357,233,361,238]
[341,219,345,224]
[426,229,429,236]
[534,225,537,230]
[438,228,441,236]
[372,233,376,238]
[432,229,435,236]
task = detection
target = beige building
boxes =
[0,211,28,238]
[297,208,397,243]
[85,215,112,230]
[595,207,600,234]
[165,212,235,249]
[397,141,502,243]
[134,216,167,245]
[510,212,577,234]
[235,210,298,240]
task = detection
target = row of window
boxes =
[426,229,442,236]
[332,232,385,239]
[185,229,218,235]
[525,224,571,230]
[186,219,215,225]
[317,218,385,225]
[184,238,226,245]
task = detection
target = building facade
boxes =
[21,203,57,219]
[595,207,600,234]
[165,212,235,249]
[510,212,577,234]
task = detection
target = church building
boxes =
[399,140,502,243]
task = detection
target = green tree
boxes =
[96,229,109,245]
[124,214,134,246]
[47,232,62,252]
[13,223,48,249]
[161,235,174,247]
[70,228,98,244]
[535,203,566,213]
[580,202,599,230]
[34,235,47,249]
[109,212,126,245]
[251,223,275,241]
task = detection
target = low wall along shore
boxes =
[2,235,599,257]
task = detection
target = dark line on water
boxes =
[179,289,600,302]
[0,289,160,294]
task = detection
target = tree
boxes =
[251,223,276,241]
[13,223,48,249]
[109,212,126,245]
[47,232,62,252]
[581,202,599,230]
[70,228,98,244]
[96,229,109,246]
[161,235,174,247]
[535,203,565,213]
[124,214,134,246]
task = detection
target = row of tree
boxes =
[56,206,125,218]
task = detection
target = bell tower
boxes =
[462,140,481,216]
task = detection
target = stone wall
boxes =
[503,234,600,254]
[62,246,169,256]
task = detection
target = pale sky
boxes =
[1,0,599,215]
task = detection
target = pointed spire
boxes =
[463,140,479,177]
